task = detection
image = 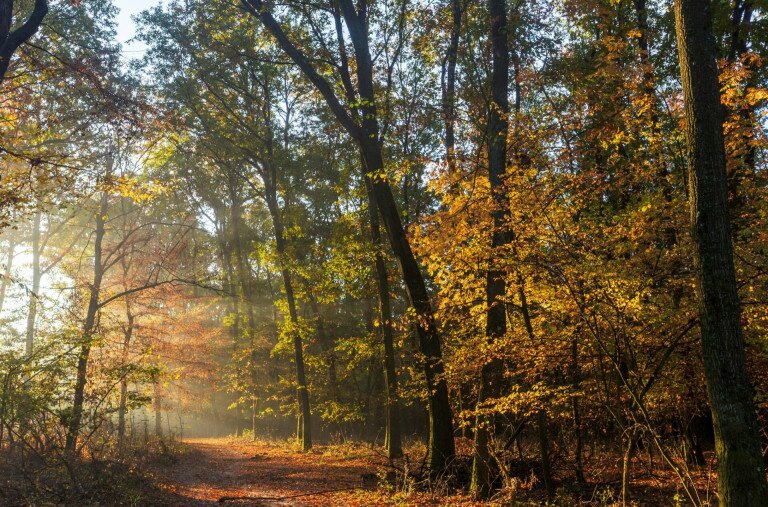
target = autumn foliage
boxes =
[0,0,767,505]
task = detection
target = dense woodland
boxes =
[1,0,768,504]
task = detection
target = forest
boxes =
[0,0,767,505]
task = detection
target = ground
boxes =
[139,437,717,506]
[148,437,460,506]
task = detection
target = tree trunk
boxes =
[0,0,48,83]
[674,1,768,504]
[537,409,555,499]
[365,178,403,459]
[571,337,585,483]
[308,294,340,403]
[441,0,462,172]
[154,383,163,438]
[364,157,454,470]
[471,0,511,497]
[244,0,454,470]
[728,0,753,61]
[633,0,655,92]
[118,302,134,448]
[65,170,109,454]
[24,206,41,357]
[262,169,311,451]
[352,53,455,467]
[0,235,16,315]
[621,431,635,507]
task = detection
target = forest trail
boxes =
[153,438,381,506]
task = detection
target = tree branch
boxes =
[240,0,361,140]
[0,0,48,82]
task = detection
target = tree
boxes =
[241,0,456,472]
[0,0,48,83]
[470,0,511,497]
[364,176,403,459]
[674,0,768,504]
[64,144,196,453]
[65,151,112,453]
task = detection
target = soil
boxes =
[149,438,382,506]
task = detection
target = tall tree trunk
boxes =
[362,146,455,472]
[441,0,462,172]
[262,169,312,451]
[728,0,753,61]
[308,294,340,403]
[353,52,455,470]
[725,0,755,229]
[220,234,241,346]
[118,301,134,448]
[154,383,163,438]
[365,178,403,459]
[0,235,16,314]
[537,409,555,499]
[674,1,768,504]
[470,0,511,497]
[24,206,41,356]
[244,0,454,470]
[65,164,110,453]
[571,336,585,483]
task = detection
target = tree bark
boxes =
[65,164,110,454]
[117,302,134,448]
[154,382,163,438]
[365,178,403,459]
[308,293,340,403]
[728,0,753,61]
[471,0,511,497]
[262,165,312,451]
[571,337,585,483]
[0,0,48,83]
[342,5,455,470]
[441,0,462,172]
[673,0,768,504]
[0,234,16,314]
[24,205,41,356]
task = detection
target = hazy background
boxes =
[114,0,161,55]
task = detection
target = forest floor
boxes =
[0,434,719,505]
[139,437,718,506]
[147,437,469,506]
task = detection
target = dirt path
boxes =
[152,438,381,506]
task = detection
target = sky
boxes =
[113,0,162,55]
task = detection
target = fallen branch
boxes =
[218,486,364,503]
